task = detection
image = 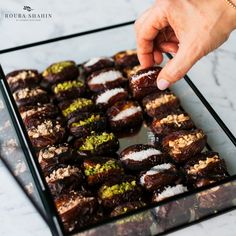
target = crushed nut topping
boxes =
[13,87,46,100]
[160,114,190,127]
[28,120,63,138]
[7,70,36,84]
[168,131,204,154]
[20,105,49,120]
[187,155,220,174]
[146,94,176,110]
[46,165,81,183]
[38,145,69,162]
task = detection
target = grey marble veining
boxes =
[0,0,236,235]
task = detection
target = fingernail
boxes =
[157,79,170,90]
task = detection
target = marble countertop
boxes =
[0,0,236,235]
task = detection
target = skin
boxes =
[135,0,236,90]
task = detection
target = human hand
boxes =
[135,0,236,90]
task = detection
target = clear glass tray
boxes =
[0,21,236,236]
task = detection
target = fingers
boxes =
[156,44,200,90]
[158,42,179,53]
[135,6,168,68]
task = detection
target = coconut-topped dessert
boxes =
[152,184,188,203]
[140,163,182,191]
[86,68,126,93]
[95,87,128,110]
[107,100,143,131]
[129,67,162,100]
[83,57,114,75]
[120,144,170,171]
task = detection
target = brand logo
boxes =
[23,6,34,12]
[3,6,52,21]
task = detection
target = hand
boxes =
[135,0,236,90]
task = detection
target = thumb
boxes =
[156,45,200,90]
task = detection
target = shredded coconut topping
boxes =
[154,184,188,202]
[131,70,157,82]
[96,88,125,104]
[140,163,172,185]
[121,148,162,162]
[89,70,123,85]
[112,106,142,121]
[84,57,113,67]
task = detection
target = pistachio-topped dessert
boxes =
[68,113,107,138]
[74,131,119,157]
[59,98,94,119]
[52,80,85,101]
[83,157,124,185]
[42,60,79,84]
[98,176,142,208]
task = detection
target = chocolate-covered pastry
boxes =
[184,151,229,188]
[20,103,58,122]
[95,88,128,110]
[52,80,86,101]
[87,68,126,93]
[152,184,188,203]
[74,131,119,157]
[46,164,83,196]
[114,50,139,69]
[83,157,124,185]
[27,119,65,148]
[107,100,143,131]
[38,144,79,175]
[123,65,141,78]
[151,111,195,136]
[120,144,170,172]
[162,129,207,163]
[59,98,94,120]
[42,60,79,84]
[13,87,48,107]
[129,67,161,100]
[140,163,182,191]
[98,176,142,208]
[68,113,107,138]
[55,190,97,232]
[83,57,114,75]
[6,69,41,92]
[143,91,180,118]
[110,201,146,217]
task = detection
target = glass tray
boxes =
[0,21,236,236]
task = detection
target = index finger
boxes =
[135,7,167,68]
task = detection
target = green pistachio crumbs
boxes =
[72,114,101,128]
[62,98,93,117]
[54,80,83,94]
[101,180,136,199]
[84,160,121,176]
[78,132,115,152]
[43,61,75,76]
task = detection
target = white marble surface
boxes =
[0,0,236,235]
